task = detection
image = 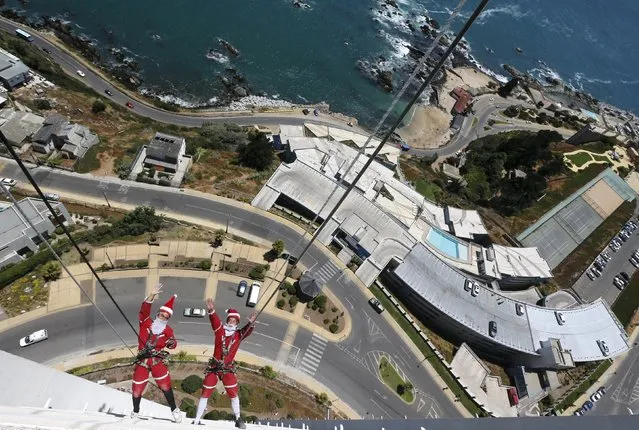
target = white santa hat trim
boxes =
[226,309,240,320]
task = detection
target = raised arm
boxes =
[140,284,163,324]
[206,298,222,336]
[239,311,257,340]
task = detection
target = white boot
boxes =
[130,411,139,419]
[171,408,182,423]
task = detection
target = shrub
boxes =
[397,384,406,395]
[287,284,297,295]
[271,239,284,256]
[259,365,278,380]
[179,398,196,418]
[314,295,327,308]
[331,306,338,312]
[307,301,313,308]
[181,374,203,394]
[275,397,284,408]
[276,299,285,309]
[311,303,318,311]
[158,177,172,187]
[289,296,298,307]
[323,318,330,325]
[239,385,251,407]
[329,324,339,333]
[198,259,212,270]
[54,226,64,235]
[282,291,288,298]
[249,265,265,280]
[91,99,106,113]
[319,307,326,314]
[135,260,148,268]
[35,99,52,110]
[41,261,62,281]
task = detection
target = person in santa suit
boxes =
[131,284,182,423]
[192,298,257,428]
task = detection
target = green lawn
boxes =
[415,179,442,200]
[369,285,484,416]
[566,152,593,168]
[591,153,610,163]
[379,357,414,403]
[612,271,639,327]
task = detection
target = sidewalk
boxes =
[562,326,639,415]
[51,345,360,419]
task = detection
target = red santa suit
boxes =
[131,295,178,397]
[200,308,254,399]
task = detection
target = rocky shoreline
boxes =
[358,1,473,103]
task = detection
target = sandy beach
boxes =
[398,67,496,150]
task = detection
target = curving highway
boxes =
[0,160,460,419]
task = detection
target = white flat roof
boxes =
[492,245,553,279]
[447,206,488,239]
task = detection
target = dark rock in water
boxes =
[406,45,424,61]
[378,55,387,62]
[544,76,561,86]
[123,57,140,73]
[384,0,398,9]
[292,0,311,9]
[405,20,415,32]
[420,25,436,37]
[110,47,126,62]
[43,16,101,63]
[233,86,248,97]
[218,75,232,88]
[503,64,523,78]
[376,69,393,92]
[219,39,240,57]
[425,15,440,30]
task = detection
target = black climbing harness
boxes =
[133,328,170,369]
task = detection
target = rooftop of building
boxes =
[0,197,62,246]
[146,132,185,162]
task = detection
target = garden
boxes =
[274,281,345,334]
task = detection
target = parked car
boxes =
[464,279,472,292]
[183,308,206,317]
[280,253,298,265]
[76,70,86,77]
[602,252,611,261]
[631,257,639,268]
[620,272,630,282]
[591,266,601,277]
[0,177,17,188]
[590,391,603,403]
[43,192,60,201]
[489,320,497,337]
[573,410,583,416]
[582,400,594,411]
[515,303,524,316]
[19,329,48,347]
[368,298,385,314]
[126,102,134,109]
[104,89,113,96]
[614,277,626,290]
[237,280,248,297]
[586,270,596,281]
[597,386,606,395]
[555,311,566,325]
[597,340,609,356]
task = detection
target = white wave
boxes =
[297,94,309,103]
[573,72,612,85]
[228,95,293,111]
[620,80,639,85]
[475,5,530,25]
[528,64,564,85]
[139,88,205,108]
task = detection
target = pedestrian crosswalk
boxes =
[298,333,328,376]
[312,260,341,285]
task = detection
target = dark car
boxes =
[281,253,298,265]
[489,320,497,337]
[104,89,113,96]
[237,280,248,297]
[42,47,51,54]
[368,298,385,314]
[620,272,630,282]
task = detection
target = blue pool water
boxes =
[426,228,467,260]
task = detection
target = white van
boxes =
[247,282,261,307]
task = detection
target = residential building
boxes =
[0,48,30,90]
[32,114,100,158]
[0,108,45,149]
[451,87,472,115]
[0,198,72,269]
[144,132,186,173]
[567,123,623,146]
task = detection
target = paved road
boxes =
[590,343,639,416]
[0,17,368,133]
[0,161,459,419]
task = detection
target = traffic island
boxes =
[379,356,415,404]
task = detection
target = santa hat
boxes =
[159,294,177,316]
[226,308,240,323]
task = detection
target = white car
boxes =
[76,70,86,77]
[43,192,60,201]
[19,329,48,347]
[590,391,603,403]
[0,177,17,188]
[183,308,206,318]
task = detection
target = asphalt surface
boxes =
[590,348,639,416]
[0,161,459,419]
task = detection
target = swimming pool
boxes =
[426,228,468,260]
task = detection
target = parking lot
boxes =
[571,220,639,305]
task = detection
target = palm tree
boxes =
[195,147,207,162]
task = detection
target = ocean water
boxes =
[4,0,639,124]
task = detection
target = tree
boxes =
[315,392,331,406]
[289,296,298,307]
[181,374,203,394]
[114,156,132,179]
[498,77,520,98]
[397,384,406,395]
[314,295,327,308]
[35,99,51,110]
[329,324,339,333]
[41,261,61,281]
[271,239,284,256]
[91,99,106,113]
[237,131,274,171]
